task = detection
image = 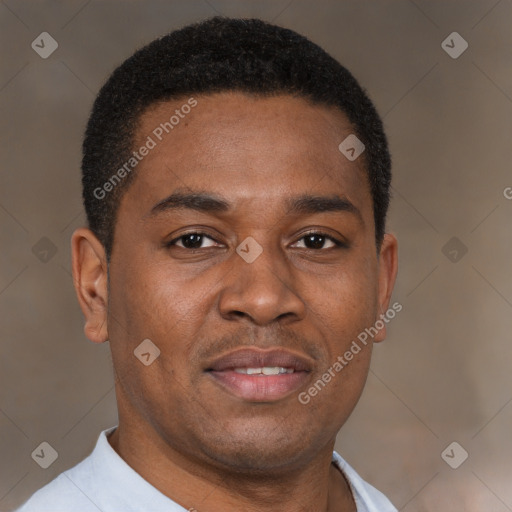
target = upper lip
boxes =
[206,348,314,372]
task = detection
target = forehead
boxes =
[123,92,371,219]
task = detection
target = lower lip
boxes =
[207,370,310,402]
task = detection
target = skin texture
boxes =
[71,92,398,512]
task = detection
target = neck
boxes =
[108,422,355,512]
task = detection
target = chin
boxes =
[199,422,315,473]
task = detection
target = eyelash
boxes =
[165,230,347,250]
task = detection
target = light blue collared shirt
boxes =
[16,427,397,512]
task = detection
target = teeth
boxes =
[233,367,294,375]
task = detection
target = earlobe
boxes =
[71,227,109,344]
[373,233,399,343]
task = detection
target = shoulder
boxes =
[14,428,116,512]
[14,458,99,512]
[332,451,398,512]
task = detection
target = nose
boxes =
[218,237,307,326]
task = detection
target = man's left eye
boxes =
[292,232,344,250]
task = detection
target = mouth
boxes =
[205,348,313,402]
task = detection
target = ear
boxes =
[71,227,109,344]
[373,233,398,343]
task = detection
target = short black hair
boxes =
[82,16,391,261]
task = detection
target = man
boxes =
[17,16,398,512]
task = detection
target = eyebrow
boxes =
[147,190,362,221]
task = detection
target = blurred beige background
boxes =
[1,1,511,510]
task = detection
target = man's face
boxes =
[101,92,396,471]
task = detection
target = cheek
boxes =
[309,256,379,344]
[109,255,185,330]
[106,263,198,418]
[114,264,213,380]
[107,245,220,380]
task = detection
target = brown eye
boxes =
[167,232,219,249]
[293,232,344,250]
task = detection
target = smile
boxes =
[233,367,295,375]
